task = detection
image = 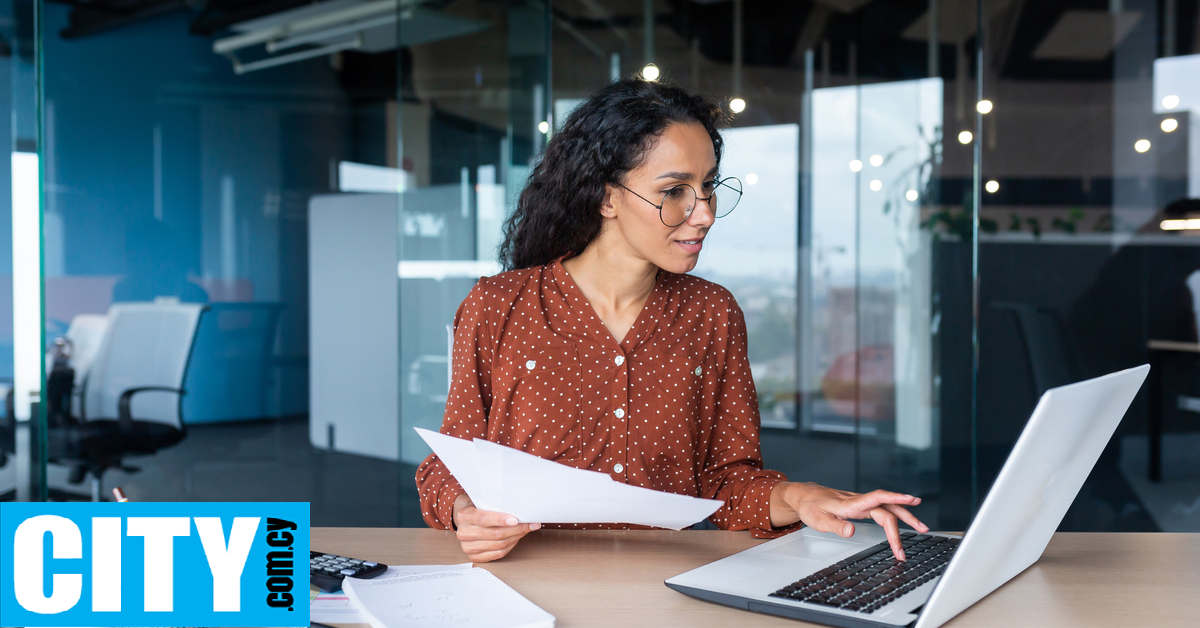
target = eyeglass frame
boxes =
[615,176,743,228]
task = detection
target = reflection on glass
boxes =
[398,1,548,477]
[808,78,941,455]
[694,125,799,429]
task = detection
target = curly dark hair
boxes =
[499,79,727,270]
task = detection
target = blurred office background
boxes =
[1,0,1199,534]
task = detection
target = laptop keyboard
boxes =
[768,532,960,614]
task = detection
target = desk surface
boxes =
[312,528,1200,628]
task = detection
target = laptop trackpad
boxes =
[765,535,860,561]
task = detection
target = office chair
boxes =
[0,381,12,469]
[48,302,206,501]
[0,313,110,478]
[59,314,109,418]
[1180,270,1200,414]
[184,302,283,422]
[992,301,1082,397]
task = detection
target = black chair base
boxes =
[49,418,184,501]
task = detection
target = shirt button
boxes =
[613,463,624,473]
[525,360,536,370]
[614,355,625,366]
[694,366,702,376]
[614,408,625,419]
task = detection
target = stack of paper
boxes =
[415,427,722,529]
[342,568,555,628]
[310,564,471,624]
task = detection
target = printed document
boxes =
[342,567,555,628]
[310,563,471,624]
[415,427,722,529]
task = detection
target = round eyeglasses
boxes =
[618,177,743,227]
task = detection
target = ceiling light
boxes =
[869,180,882,191]
[1162,118,1178,133]
[538,121,549,134]
[849,160,863,172]
[905,189,919,202]
[1160,218,1200,230]
[976,100,993,114]
[746,173,758,185]
[1134,139,1151,153]
[869,154,883,167]
[985,180,999,193]
[1162,95,1180,110]
[730,98,746,113]
[958,131,973,144]
[641,63,660,81]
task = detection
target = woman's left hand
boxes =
[770,482,929,561]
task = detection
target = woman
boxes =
[416,79,928,563]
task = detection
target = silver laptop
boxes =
[666,365,1149,628]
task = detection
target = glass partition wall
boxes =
[550,0,980,528]
[393,1,551,525]
[976,0,1200,532]
[28,0,550,526]
[20,0,1200,535]
[33,0,397,521]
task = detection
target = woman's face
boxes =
[604,121,718,274]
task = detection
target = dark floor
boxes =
[45,416,423,527]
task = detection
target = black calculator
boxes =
[310,551,388,592]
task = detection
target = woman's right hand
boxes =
[451,493,541,562]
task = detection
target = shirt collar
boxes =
[548,256,671,353]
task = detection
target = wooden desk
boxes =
[313,528,1200,627]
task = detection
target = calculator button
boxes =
[323,567,339,573]
[321,554,336,559]
[348,559,362,565]
[340,569,356,576]
[363,561,377,567]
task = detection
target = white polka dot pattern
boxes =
[414,257,799,539]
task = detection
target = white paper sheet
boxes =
[310,563,471,624]
[415,428,722,530]
[342,567,555,628]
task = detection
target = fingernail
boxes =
[506,517,517,526]
[904,494,914,499]
[531,523,541,530]
[899,551,906,561]
[842,524,852,536]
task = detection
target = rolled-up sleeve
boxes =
[701,303,802,538]
[414,280,495,529]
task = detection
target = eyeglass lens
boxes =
[660,178,743,227]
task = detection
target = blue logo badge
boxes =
[0,502,309,627]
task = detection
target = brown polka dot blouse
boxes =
[415,258,800,538]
